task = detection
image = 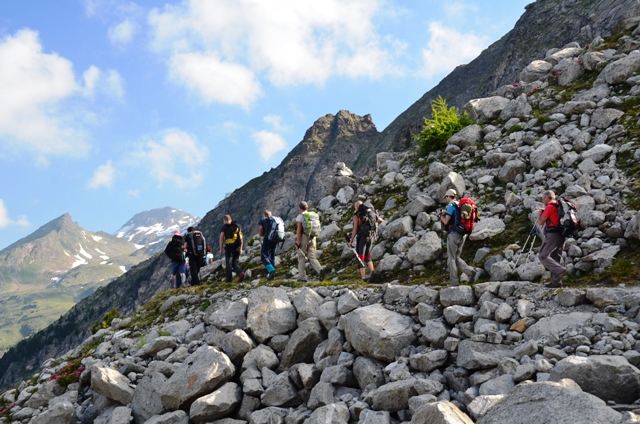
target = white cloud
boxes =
[83,66,125,99]
[88,160,115,188]
[127,189,140,197]
[0,29,88,162]
[419,22,490,79]
[263,115,290,132]
[108,19,137,45]
[444,2,479,18]
[169,52,261,109]
[0,199,29,229]
[252,130,286,162]
[148,0,400,107]
[134,129,208,188]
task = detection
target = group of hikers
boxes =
[164,188,573,289]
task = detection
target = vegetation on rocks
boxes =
[414,96,474,157]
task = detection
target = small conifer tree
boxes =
[414,96,474,157]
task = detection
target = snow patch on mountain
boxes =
[78,244,92,259]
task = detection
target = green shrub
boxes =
[91,308,121,334]
[414,96,474,157]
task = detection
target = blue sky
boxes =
[0,0,530,250]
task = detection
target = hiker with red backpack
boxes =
[440,189,478,286]
[537,190,570,288]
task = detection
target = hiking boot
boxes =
[450,281,460,287]
[557,270,567,281]
[267,271,277,280]
[468,269,478,284]
[368,271,379,284]
[297,278,308,283]
[319,268,326,281]
[237,272,245,283]
[545,281,563,289]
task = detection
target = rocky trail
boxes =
[3,9,640,424]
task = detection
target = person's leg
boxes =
[298,234,309,281]
[356,235,367,278]
[365,240,374,272]
[232,249,243,276]
[454,235,474,278]
[539,233,566,281]
[189,255,200,285]
[261,241,272,272]
[267,240,276,270]
[170,262,180,288]
[447,233,461,285]
[224,248,233,282]
[306,237,323,275]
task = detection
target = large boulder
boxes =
[336,186,355,204]
[590,108,624,129]
[581,144,613,163]
[499,94,533,121]
[342,304,417,362]
[292,287,324,320]
[530,139,563,169]
[91,366,135,405]
[161,346,235,410]
[365,379,418,412]
[411,401,473,424]
[208,298,248,331]
[189,382,242,422]
[439,172,466,201]
[549,355,640,404]
[29,401,76,424]
[603,50,640,84]
[407,196,436,217]
[524,312,593,340]
[247,287,297,343]
[477,379,623,424]
[469,218,505,241]
[279,317,326,369]
[457,340,514,370]
[498,160,527,183]
[383,216,413,240]
[519,60,553,82]
[463,96,510,123]
[447,124,482,148]
[319,222,340,242]
[407,231,442,264]
[305,403,349,424]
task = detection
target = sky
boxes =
[0,0,531,250]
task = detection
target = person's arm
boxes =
[349,215,359,247]
[296,221,303,248]
[538,208,548,226]
[239,233,243,255]
[441,214,451,226]
[219,232,224,256]
[258,224,265,237]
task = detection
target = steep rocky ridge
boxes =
[353,0,640,173]
[197,111,377,242]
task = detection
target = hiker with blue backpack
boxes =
[258,210,285,280]
[440,189,478,286]
[295,201,326,282]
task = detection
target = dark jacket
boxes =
[164,235,185,263]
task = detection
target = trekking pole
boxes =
[513,223,540,267]
[344,234,367,268]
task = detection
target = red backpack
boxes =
[452,198,479,235]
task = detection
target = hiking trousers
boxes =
[539,232,566,283]
[188,254,201,286]
[225,247,243,282]
[261,239,277,270]
[447,232,474,285]
[298,233,322,280]
[355,233,372,269]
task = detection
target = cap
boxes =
[174,230,181,236]
[444,189,457,198]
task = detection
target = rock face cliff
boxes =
[353,0,640,173]
[197,111,378,241]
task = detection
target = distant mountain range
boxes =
[0,207,198,351]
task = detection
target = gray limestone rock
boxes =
[603,50,640,84]
[242,345,279,371]
[407,231,442,264]
[410,401,474,424]
[467,395,504,421]
[410,350,449,372]
[365,379,418,412]
[443,306,477,325]
[556,289,586,307]
[591,108,625,129]
[438,172,466,201]
[382,216,413,240]
[30,401,76,424]
[469,218,506,241]
[307,382,336,410]
[549,355,640,404]
[305,403,350,424]
[317,301,340,330]
[189,382,242,423]
[523,312,592,341]
[142,411,189,424]
[209,298,248,331]
[457,340,514,370]
[260,373,301,407]
[161,346,235,410]
[279,317,326,369]
[447,124,482,148]
[293,288,324,321]
[520,60,553,83]
[337,290,361,315]
[440,286,476,307]
[479,374,515,396]
[476,379,622,424]
[342,304,416,362]
[463,96,511,123]
[407,196,436,217]
[499,95,533,121]
[498,160,527,183]
[377,254,402,272]
[91,366,135,405]
[224,329,256,361]
[530,139,564,170]
[247,287,297,343]
[581,144,613,163]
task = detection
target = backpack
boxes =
[187,231,206,266]
[548,197,580,236]
[224,222,243,249]
[302,211,322,238]
[268,216,286,243]
[357,203,379,241]
[451,198,479,235]
[164,236,185,263]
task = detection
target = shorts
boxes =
[170,261,186,275]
